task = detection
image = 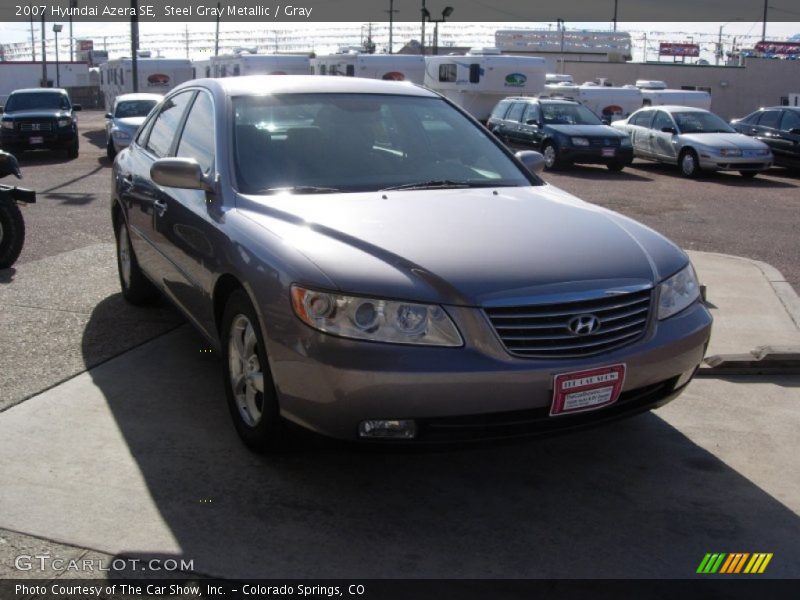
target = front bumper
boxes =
[1,127,77,150]
[697,153,772,172]
[266,299,712,441]
[559,145,634,165]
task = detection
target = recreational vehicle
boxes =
[311,53,425,84]
[99,58,194,111]
[424,48,546,122]
[209,52,311,78]
[541,83,644,121]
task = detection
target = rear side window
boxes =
[757,110,781,129]
[490,101,510,120]
[779,110,800,131]
[522,103,539,124]
[630,111,653,127]
[505,102,526,123]
[144,91,194,158]
[176,92,215,173]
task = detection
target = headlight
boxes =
[658,264,700,320]
[571,137,590,146]
[57,118,72,128]
[620,136,632,147]
[1,120,13,130]
[717,147,742,157]
[112,129,131,141]
[756,148,771,156]
[291,285,463,347]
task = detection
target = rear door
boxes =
[517,103,543,148]
[121,90,196,292]
[649,110,679,161]
[627,110,654,157]
[753,109,783,153]
[501,102,527,144]
[775,109,800,165]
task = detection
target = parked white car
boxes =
[613,106,773,178]
[105,93,162,160]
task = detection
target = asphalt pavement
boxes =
[0,110,799,581]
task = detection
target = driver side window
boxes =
[652,111,674,131]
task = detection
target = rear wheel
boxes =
[221,289,284,452]
[739,171,758,178]
[115,218,158,305]
[679,149,701,178]
[0,197,25,269]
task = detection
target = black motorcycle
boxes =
[0,150,36,269]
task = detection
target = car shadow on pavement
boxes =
[15,151,73,165]
[72,300,800,580]
[552,165,654,182]
[631,163,797,188]
[83,127,108,150]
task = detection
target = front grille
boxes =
[484,288,652,358]
[18,121,53,132]
[589,137,620,147]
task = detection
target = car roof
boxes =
[641,105,708,113]
[758,106,800,111]
[174,75,438,98]
[10,88,69,95]
[501,97,578,106]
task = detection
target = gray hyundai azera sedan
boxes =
[111,76,712,450]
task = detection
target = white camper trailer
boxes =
[99,58,194,111]
[545,73,574,85]
[633,80,712,110]
[424,48,546,122]
[209,52,311,78]
[311,53,425,84]
[541,83,644,121]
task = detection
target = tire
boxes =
[0,197,25,269]
[221,289,284,452]
[542,142,563,170]
[739,171,758,178]
[115,217,159,305]
[106,138,117,161]
[679,149,701,178]
[607,162,626,172]
[67,139,79,159]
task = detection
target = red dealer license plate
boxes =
[550,364,626,416]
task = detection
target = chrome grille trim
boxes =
[485,288,652,358]
[19,121,53,132]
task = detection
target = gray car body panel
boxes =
[112,76,712,441]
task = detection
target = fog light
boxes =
[359,419,416,439]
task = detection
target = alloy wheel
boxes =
[228,314,265,427]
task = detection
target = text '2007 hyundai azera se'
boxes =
[111,76,712,450]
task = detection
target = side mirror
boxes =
[0,150,22,179]
[525,119,538,126]
[105,112,113,119]
[150,158,212,191]
[515,150,545,175]
[661,126,677,134]
[72,104,82,111]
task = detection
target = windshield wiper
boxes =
[381,180,499,191]
[258,185,342,194]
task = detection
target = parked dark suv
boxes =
[731,106,800,169]
[487,97,634,171]
[0,88,81,158]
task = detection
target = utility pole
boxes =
[386,0,399,54]
[69,0,77,61]
[40,15,47,87]
[131,0,139,92]
[185,24,190,58]
[612,0,618,32]
[761,0,768,41]
[420,0,426,55]
[214,2,221,56]
[29,5,36,61]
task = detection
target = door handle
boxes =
[153,199,168,217]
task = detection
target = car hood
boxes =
[3,109,71,119]
[238,185,688,306]
[680,132,769,150]
[546,124,625,138]
[113,116,147,130]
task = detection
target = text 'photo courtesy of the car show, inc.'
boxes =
[0,0,800,599]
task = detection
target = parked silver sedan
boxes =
[613,106,773,178]
[104,93,162,160]
[111,76,711,450]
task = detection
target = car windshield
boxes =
[4,92,70,112]
[115,100,158,118]
[540,103,602,126]
[232,93,533,194]
[673,111,735,134]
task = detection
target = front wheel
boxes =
[66,139,79,159]
[221,289,284,452]
[0,197,25,269]
[106,138,117,161]
[739,171,758,178]
[679,149,701,178]
[542,142,563,170]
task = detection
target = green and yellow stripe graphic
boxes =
[696,552,773,574]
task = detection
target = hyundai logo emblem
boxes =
[567,314,601,335]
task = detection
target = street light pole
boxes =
[420,0,426,56]
[761,0,768,41]
[557,18,565,73]
[612,0,618,32]
[53,24,62,87]
[214,1,220,56]
[40,15,47,87]
[131,0,139,92]
[386,0,399,54]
